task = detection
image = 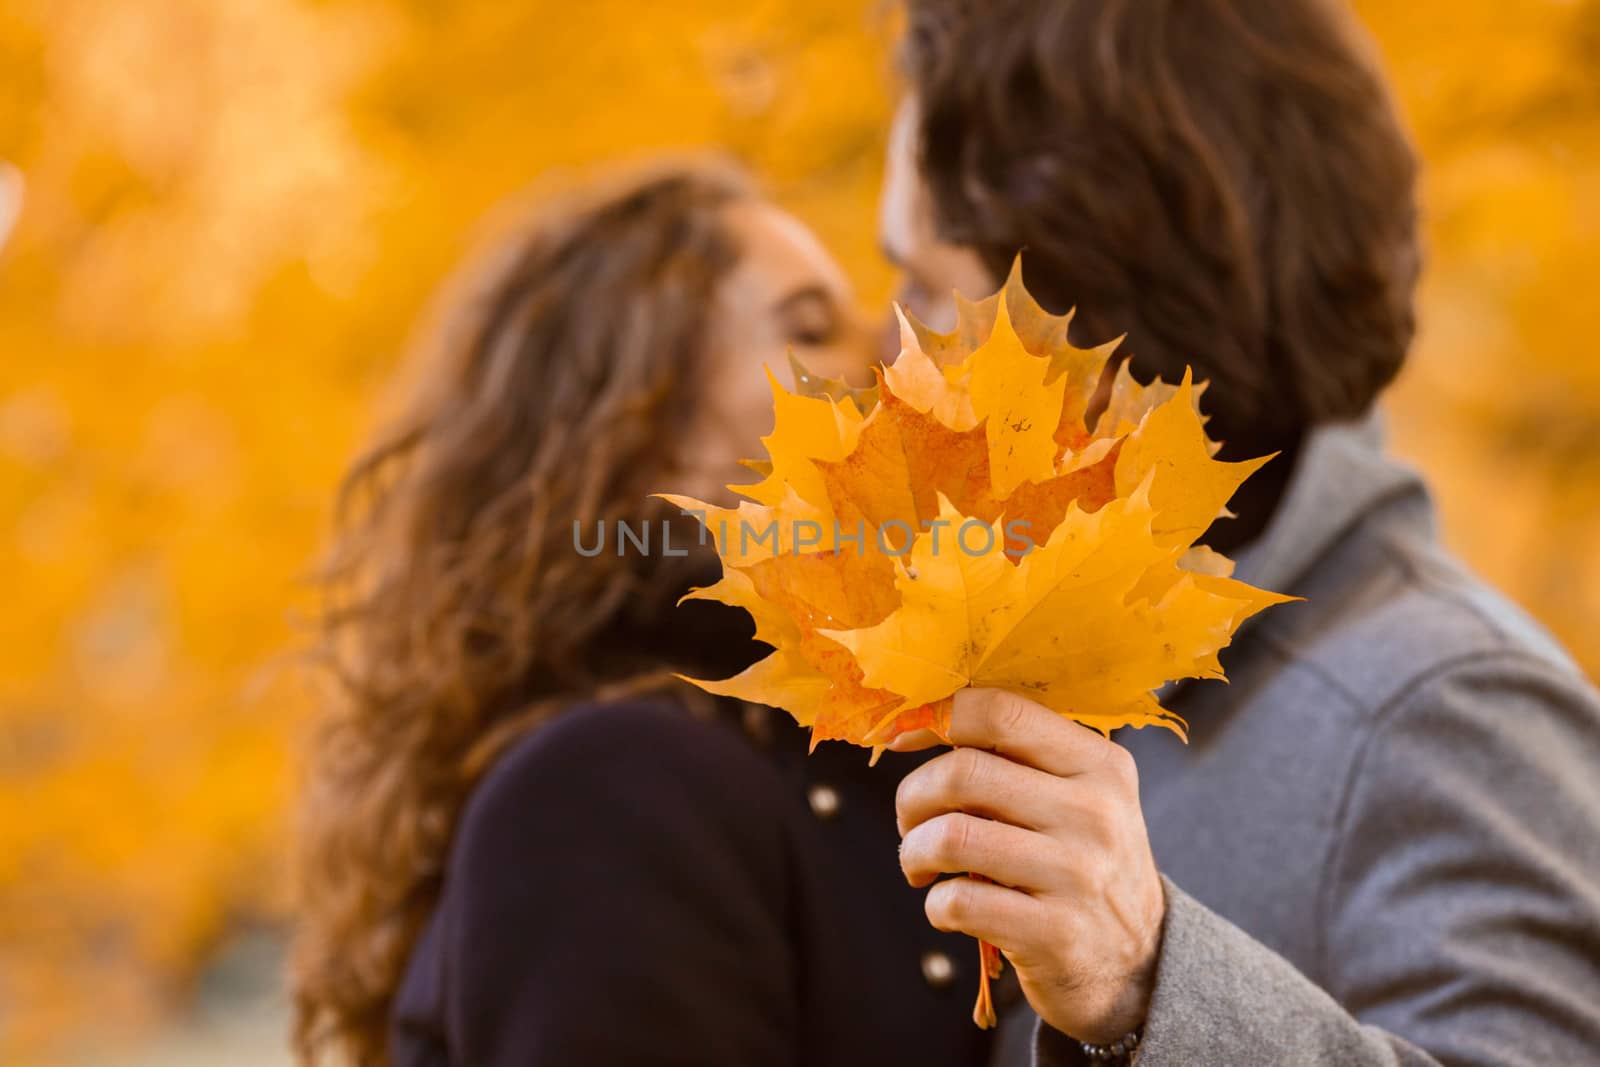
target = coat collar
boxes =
[1230,410,1433,603]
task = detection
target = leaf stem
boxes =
[971,874,1005,1028]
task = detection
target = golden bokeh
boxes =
[1,0,1596,1057]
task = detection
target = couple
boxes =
[292,2,1600,1066]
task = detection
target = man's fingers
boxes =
[945,688,1126,779]
[900,811,1064,890]
[895,746,1064,836]
[923,876,1042,954]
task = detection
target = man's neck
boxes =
[1202,432,1304,558]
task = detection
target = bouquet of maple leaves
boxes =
[661,264,1291,1028]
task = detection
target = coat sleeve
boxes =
[1033,653,1600,1066]
[438,701,801,1067]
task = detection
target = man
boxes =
[879,2,1600,1064]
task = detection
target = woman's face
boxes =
[680,199,878,501]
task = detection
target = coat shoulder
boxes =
[459,698,797,860]
[1256,507,1589,723]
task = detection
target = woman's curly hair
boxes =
[290,159,752,1066]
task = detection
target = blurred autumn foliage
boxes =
[0,0,1596,1057]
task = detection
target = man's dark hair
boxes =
[902,0,1422,456]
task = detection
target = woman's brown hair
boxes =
[290,160,752,1065]
[902,0,1422,456]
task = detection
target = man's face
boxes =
[878,101,1124,418]
[877,97,993,354]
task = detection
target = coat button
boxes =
[807,783,841,819]
[921,950,956,989]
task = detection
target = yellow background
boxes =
[1,0,1597,1057]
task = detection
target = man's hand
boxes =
[891,688,1167,1043]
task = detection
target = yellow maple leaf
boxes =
[967,299,1071,499]
[735,367,866,512]
[1113,371,1273,546]
[825,486,1291,739]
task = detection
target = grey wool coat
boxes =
[1010,416,1600,1066]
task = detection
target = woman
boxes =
[290,160,1006,1066]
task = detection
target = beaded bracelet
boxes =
[1079,1024,1141,1063]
